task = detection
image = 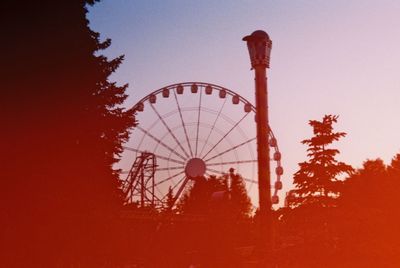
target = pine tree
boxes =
[227,171,253,219]
[2,1,135,266]
[388,153,400,176]
[288,115,353,208]
[165,186,175,212]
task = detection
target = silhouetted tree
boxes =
[337,156,400,266]
[224,170,253,219]
[2,1,134,266]
[275,115,353,267]
[288,115,353,208]
[388,153,400,176]
[174,172,253,266]
[177,175,224,214]
[165,186,175,212]
[177,172,252,218]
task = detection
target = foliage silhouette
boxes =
[171,172,253,266]
[288,115,353,208]
[276,115,353,267]
[165,186,175,212]
[177,171,252,219]
[177,175,225,215]
[278,153,400,267]
[226,170,253,219]
[337,156,400,266]
[2,1,134,266]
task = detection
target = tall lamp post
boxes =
[243,30,273,251]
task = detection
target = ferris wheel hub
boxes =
[185,158,206,178]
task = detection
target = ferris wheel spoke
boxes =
[123,146,185,165]
[199,98,227,157]
[154,185,164,199]
[201,113,250,159]
[206,167,225,175]
[243,178,258,184]
[150,103,191,159]
[172,176,190,203]
[171,176,187,192]
[160,175,187,201]
[156,166,185,171]
[195,88,202,157]
[137,126,187,161]
[154,171,185,187]
[206,159,257,166]
[173,90,194,157]
[204,137,256,163]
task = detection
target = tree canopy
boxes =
[172,171,254,266]
[177,171,252,218]
[2,1,135,266]
[334,156,400,266]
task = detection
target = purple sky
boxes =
[88,0,400,203]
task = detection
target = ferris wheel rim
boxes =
[132,81,281,151]
[134,82,256,111]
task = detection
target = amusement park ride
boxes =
[115,30,282,267]
[119,31,283,221]
[120,82,283,210]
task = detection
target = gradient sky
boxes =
[88,0,400,200]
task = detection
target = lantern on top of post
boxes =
[243,30,272,69]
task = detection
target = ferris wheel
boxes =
[119,82,283,209]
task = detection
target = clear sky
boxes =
[88,0,400,201]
